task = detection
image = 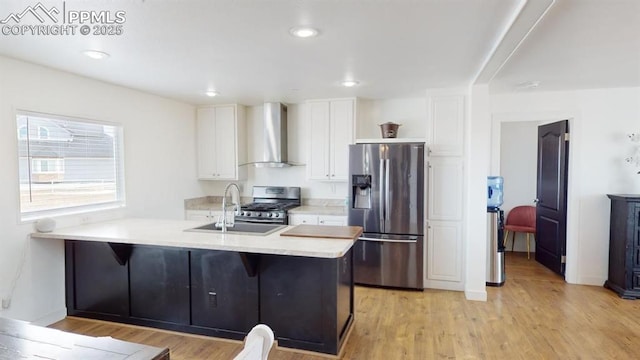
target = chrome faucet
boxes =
[218,183,242,232]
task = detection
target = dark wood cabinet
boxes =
[64,240,354,355]
[66,241,129,318]
[190,250,259,337]
[605,194,640,299]
[259,249,353,354]
[129,246,191,324]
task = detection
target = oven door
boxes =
[234,216,287,225]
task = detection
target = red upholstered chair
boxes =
[503,205,536,259]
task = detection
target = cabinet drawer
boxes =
[633,271,640,290]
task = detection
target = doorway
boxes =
[492,113,576,281]
[500,121,540,254]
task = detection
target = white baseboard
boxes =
[577,276,606,287]
[31,308,67,326]
[424,279,464,292]
[464,289,487,301]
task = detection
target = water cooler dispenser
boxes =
[486,176,506,286]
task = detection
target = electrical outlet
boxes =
[1,298,10,309]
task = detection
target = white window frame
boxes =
[16,110,126,221]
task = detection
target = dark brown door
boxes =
[535,120,569,276]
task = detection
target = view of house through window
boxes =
[17,112,125,219]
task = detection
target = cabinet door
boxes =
[289,214,319,225]
[308,101,331,180]
[214,106,237,179]
[329,99,354,181]
[191,250,259,333]
[197,108,217,179]
[129,246,190,325]
[318,215,347,226]
[71,241,129,317]
[428,157,463,221]
[427,220,462,282]
[259,255,325,347]
[428,95,464,156]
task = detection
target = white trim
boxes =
[473,0,556,84]
[577,276,606,287]
[464,289,488,302]
[424,279,464,292]
[30,308,67,326]
[20,202,126,223]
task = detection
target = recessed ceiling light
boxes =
[289,27,319,38]
[82,50,110,60]
[341,80,359,87]
[205,90,219,97]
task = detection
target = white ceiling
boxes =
[490,0,640,93]
[0,0,638,105]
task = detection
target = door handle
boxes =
[534,198,539,204]
[358,237,418,243]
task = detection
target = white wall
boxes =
[465,85,490,301]
[357,97,427,140]
[0,56,200,324]
[500,121,541,252]
[491,87,640,285]
[201,97,427,200]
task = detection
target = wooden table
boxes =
[0,317,169,359]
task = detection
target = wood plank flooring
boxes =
[50,252,640,359]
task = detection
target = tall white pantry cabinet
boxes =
[196,104,247,181]
[426,93,465,291]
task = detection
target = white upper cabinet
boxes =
[197,105,247,180]
[307,99,355,181]
[428,95,464,157]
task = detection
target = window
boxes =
[38,126,49,139]
[16,111,125,220]
[17,126,27,139]
[32,158,65,174]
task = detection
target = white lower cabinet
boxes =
[185,210,223,222]
[318,215,347,226]
[289,214,347,226]
[289,214,318,225]
[426,220,463,289]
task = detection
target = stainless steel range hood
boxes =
[254,102,292,168]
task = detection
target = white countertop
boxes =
[30,218,358,258]
[288,205,347,216]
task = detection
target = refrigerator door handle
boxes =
[385,158,390,230]
[379,158,385,232]
[358,236,418,243]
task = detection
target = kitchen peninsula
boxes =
[31,218,361,356]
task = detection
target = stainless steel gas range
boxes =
[235,186,301,225]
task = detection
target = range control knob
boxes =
[257,212,262,217]
[272,213,279,218]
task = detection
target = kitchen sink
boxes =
[186,222,286,236]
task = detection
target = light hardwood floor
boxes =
[50,252,640,359]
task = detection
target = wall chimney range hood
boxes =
[254,102,292,168]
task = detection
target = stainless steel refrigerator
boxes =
[348,142,424,289]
